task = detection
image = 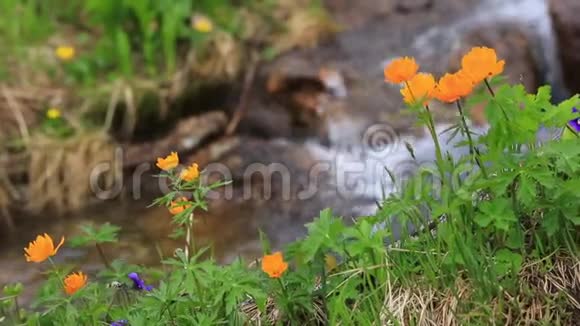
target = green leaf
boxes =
[517,174,537,207]
[475,198,516,231]
[494,249,523,276]
[301,209,346,262]
[69,223,121,247]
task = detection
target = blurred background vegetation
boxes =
[0,0,336,220]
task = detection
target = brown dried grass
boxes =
[240,254,579,325]
[27,131,120,214]
[379,253,580,325]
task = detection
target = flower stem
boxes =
[277,278,294,320]
[95,244,111,269]
[185,213,194,259]
[424,105,447,183]
[47,257,66,289]
[484,78,510,121]
[484,78,495,97]
[456,101,488,178]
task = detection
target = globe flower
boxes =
[180,163,199,182]
[461,46,505,84]
[400,73,436,105]
[192,15,213,33]
[169,197,191,215]
[46,108,61,120]
[570,107,580,132]
[55,46,75,61]
[434,70,474,103]
[261,252,288,278]
[24,234,65,263]
[64,272,87,295]
[384,57,419,84]
[156,152,179,171]
[128,272,153,291]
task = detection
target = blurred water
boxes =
[414,0,566,99]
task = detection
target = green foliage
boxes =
[4,72,580,324]
[70,222,121,247]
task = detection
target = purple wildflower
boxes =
[110,320,128,326]
[128,272,153,291]
[569,108,580,132]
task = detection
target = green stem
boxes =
[95,243,111,269]
[424,105,447,183]
[456,101,488,178]
[483,78,495,97]
[277,278,294,321]
[47,257,66,290]
[484,78,510,122]
[403,82,444,168]
[185,213,194,259]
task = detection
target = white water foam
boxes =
[413,0,565,97]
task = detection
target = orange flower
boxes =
[64,272,87,295]
[156,152,179,171]
[461,46,505,84]
[169,197,191,215]
[261,251,288,278]
[400,73,436,105]
[24,234,65,263]
[434,70,474,103]
[180,163,199,182]
[384,57,419,84]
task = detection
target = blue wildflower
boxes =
[128,272,153,291]
[569,108,580,132]
[110,320,128,326]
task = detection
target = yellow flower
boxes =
[400,73,436,105]
[156,152,179,171]
[64,272,87,295]
[384,57,419,84]
[180,163,200,182]
[434,70,474,103]
[169,197,191,215]
[461,46,505,85]
[24,233,65,263]
[192,15,213,33]
[46,108,61,120]
[261,251,288,278]
[55,46,75,61]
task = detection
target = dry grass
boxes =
[270,3,339,53]
[378,253,580,325]
[27,131,120,214]
[240,254,579,325]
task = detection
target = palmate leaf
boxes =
[516,173,537,207]
[474,198,516,231]
[70,222,121,247]
[301,209,346,262]
[494,249,523,277]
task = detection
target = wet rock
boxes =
[123,111,227,167]
[449,24,540,92]
[549,0,580,93]
[394,0,433,14]
[323,0,394,28]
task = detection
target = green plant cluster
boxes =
[0,0,270,83]
[1,80,579,324]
